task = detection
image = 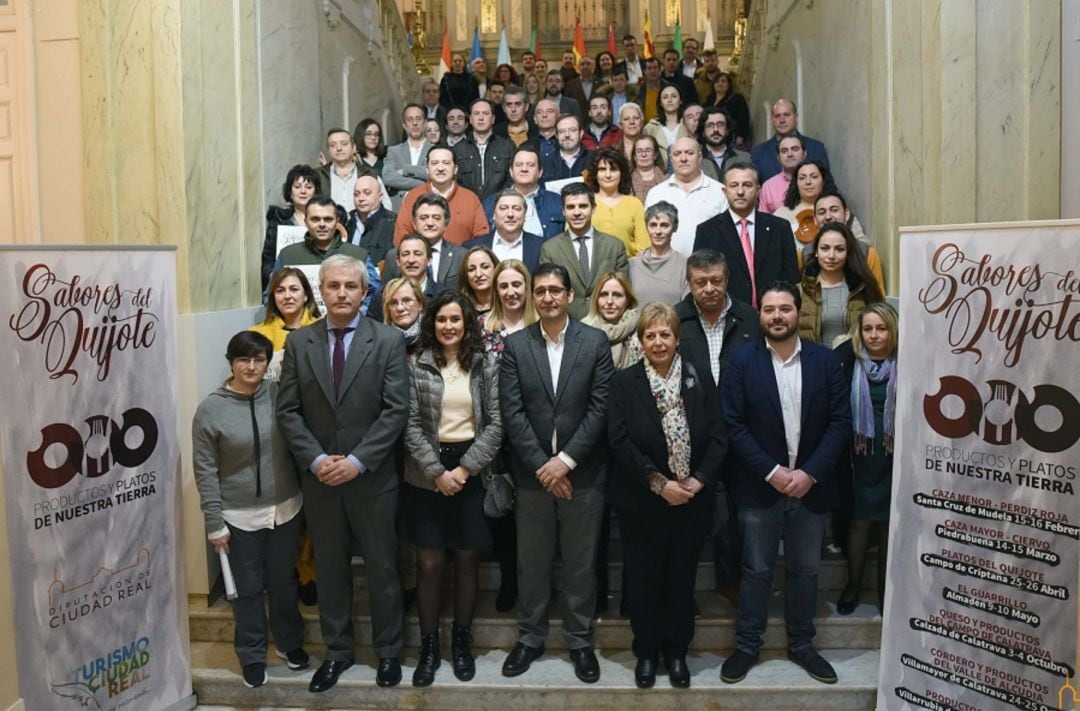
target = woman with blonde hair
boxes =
[582,271,643,370]
[381,277,426,356]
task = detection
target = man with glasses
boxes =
[698,106,750,182]
[383,104,431,210]
[499,262,615,684]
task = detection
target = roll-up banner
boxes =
[879,221,1080,711]
[0,246,194,711]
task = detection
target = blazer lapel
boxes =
[336,317,374,403]
[527,327,557,403]
[305,321,335,406]
[754,218,772,278]
[799,344,815,423]
[553,323,584,406]
[437,243,454,284]
[556,234,586,290]
[635,366,664,433]
[757,343,784,422]
[722,213,752,282]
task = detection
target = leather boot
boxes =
[412,632,440,687]
[451,623,476,681]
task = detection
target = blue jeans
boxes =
[735,496,826,656]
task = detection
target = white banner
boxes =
[0,247,193,711]
[879,222,1080,710]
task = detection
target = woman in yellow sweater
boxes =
[584,147,649,256]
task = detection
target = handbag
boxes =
[482,470,515,518]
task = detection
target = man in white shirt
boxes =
[420,79,446,123]
[466,189,544,272]
[317,128,392,213]
[382,104,431,210]
[499,262,615,684]
[644,137,728,254]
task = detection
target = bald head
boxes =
[353,175,382,215]
[670,137,702,181]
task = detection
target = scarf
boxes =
[644,353,691,482]
[851,348,897,454]
[396,318,422,350]
[583,307,643,370]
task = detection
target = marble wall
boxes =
[748,0,1062,293]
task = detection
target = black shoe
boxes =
[412,632,441,687]
[666,656,691,688]
[502,642,544,677]
[376,657,402,687]
[495,577,517,612]
[308,659,353,693]
[720,650,758,684]
[298,580,318,606]
[569,647,600,683]
[242,662,267,688]
[788,648,837,684]
[836,583,859,616]
[451,624,476,681]
[275,647,310,671]
[634,655,657,688]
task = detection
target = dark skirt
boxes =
[404,440,492,550]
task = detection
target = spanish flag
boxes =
[437,22,451,81]
[642,11,655,59]
[572,17,586,67]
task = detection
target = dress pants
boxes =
[227,515,305,667]
[618,491,712,658]
[735,496,826,656]
[712,479,743,585]
[301,474,404,661]
[515,484,605,649]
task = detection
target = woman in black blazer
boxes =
[607,302,727,689]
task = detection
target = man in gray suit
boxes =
[499,263,615,683]
[276,254,409,692]
[382,104,430,211]
[381,193,464,289]
[539,183,629,320]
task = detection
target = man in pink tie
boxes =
[691,159,799,307]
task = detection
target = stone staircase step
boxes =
[189,588,882,652]
[191,640,879,710]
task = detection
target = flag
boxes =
[530,24,541,59]
[497,25,511,66]
[642,11,655,59]
[607,22,617,57]
[572,17,586,67]
[703,14,715,51]
[673,14,683,54]
[468,23,482,72]
[437,22,451,81]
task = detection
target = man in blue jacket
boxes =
[750,99,830,183]
[482,144,565,239]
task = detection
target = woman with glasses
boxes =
[353,118,387,177]
[192,330,309,689]
[630,135,666,202]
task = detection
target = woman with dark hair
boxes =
[706,72,751,150]
[630,134,666,201]
[261,164,320,292]
[644,84,687,162]
[403,291,503,687]
[835,302,898,616]
[192,330,309,688]
[585,147,649,256]
[495,63,520,86]
[381,277,426,356]
[774,159,840,255]
[353,118,387,175]
[607,302,725,688]
[594,51,616,85]
[424,118,444,145]
[251,268,321,382]
[798,222,884,348]
[458,246,498,316]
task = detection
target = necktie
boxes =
[577,236,591,289]
[331,327,354,397]
[738,218,757,308]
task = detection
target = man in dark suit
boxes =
[499,263,615,683]
[466,189,544,273]
[719,281,851,686]
[675,249,760,605]
[543,70,584,119]
[539,183,629,320]
[420,79,447,125]
[452,98,515,200]
[693,160,799,308]
[369,233,444,322]
[614,34,646,84]
[660,48,699,104]
[482,144,565,239]
[750,99,830,183]
[540,114,591,183]
[276,254,410,692]
[345,175,395,264]
[382,193,465,289]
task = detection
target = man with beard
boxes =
[697,106,750,181]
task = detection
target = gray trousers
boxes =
[301,475,404,661]
[228,515,305,667]
[515,484,604,649]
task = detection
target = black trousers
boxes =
[618,491,712,659]
[227,515,305,667]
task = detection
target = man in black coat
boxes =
[452,98,515,200]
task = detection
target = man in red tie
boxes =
[692,159,798,307]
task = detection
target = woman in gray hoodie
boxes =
[192,331,308,688]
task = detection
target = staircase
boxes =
[189,545,882,709]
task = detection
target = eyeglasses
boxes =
[533,286,567,297]
[388,297,418,309]
[703,121,727,130]
[233,357,268,367]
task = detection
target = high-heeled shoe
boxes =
[836,583,859,615]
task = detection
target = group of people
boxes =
[192,36,900,696]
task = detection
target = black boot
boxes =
[451,624,476,681]
[412,632,440,687]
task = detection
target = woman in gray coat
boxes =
[403,290,503,687]
[191,331,308,688]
